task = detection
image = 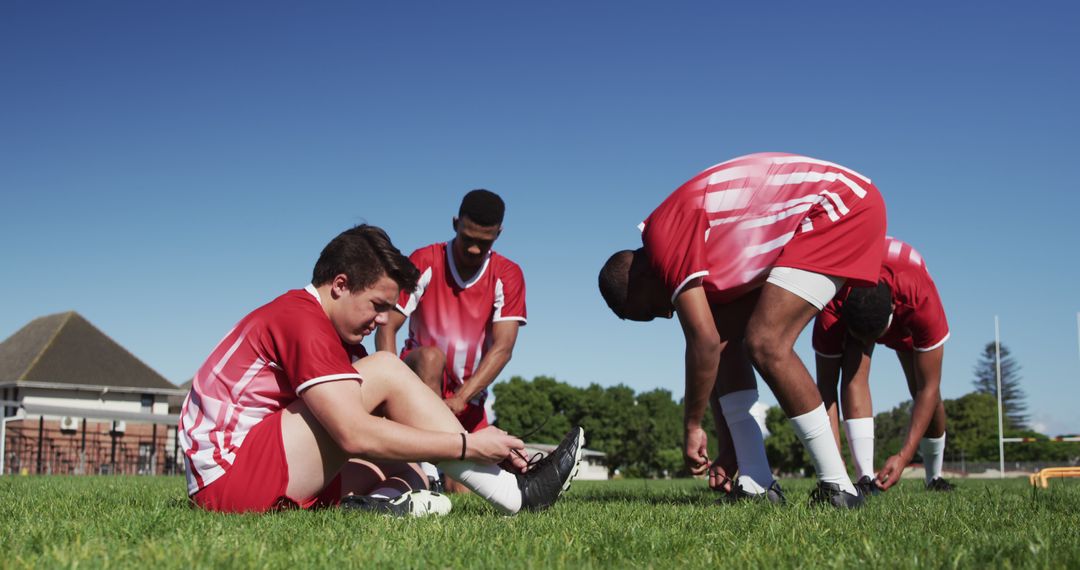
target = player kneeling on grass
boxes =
[814,236,953,494]
[600,153,887,509]
[179,225,584,516]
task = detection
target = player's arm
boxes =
[374,309,407,353]
[448,320,520,411]
[674,280,723,475]
[301,378,519,464]
[878,346,944,489]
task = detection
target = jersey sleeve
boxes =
[493,259,527,324]
[398,247,434,317]
[641,193,711,302]
[269,315,363,395]
[812,297,846,358]
[909,281,950,351]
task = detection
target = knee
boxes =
[353,350,411,375]
[411,346,446,373]
[744,326,786,370]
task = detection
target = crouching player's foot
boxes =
[854,475,883,497]
[808,481,866,509]
[925,477,955,492]
[341,490,452,518]
[516,426,585,511]
[719,480,787,505]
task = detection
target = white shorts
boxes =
[765,267,846,311]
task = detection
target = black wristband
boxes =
[459,432,467,461]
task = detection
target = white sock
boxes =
[919,433,946,483]
[843,417,876,480]
[719,389,775,494]
[419,461,441,481]
[367,486,405,500]
[790,404,857,495]
[438,461,522,515]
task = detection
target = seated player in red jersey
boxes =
[599,153,887,509]
[814,236,953,494]
[376,190,526,491]
[180,225,582,515]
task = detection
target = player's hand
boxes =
[707,447,738,492]
[708,460,735,493]
[444,396,467,415]
[466,426,527,469]
[684,425,709,476]
[876,453,909,490]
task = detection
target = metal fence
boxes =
[2,420,182,476]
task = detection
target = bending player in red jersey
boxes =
[180,225,583,515]
[599,153,887,508]
[376,190,526,491]
[814,236,953,493]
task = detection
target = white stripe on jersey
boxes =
[230,358,267,401]
[888,239,903,258]
[492,278,506,320]
[400,267,433,315]
[451,339,469,385]
[704,187,753,214]
[909,249,923,266]
[736,203,814,230]
[744,231,797,258]
[765,171,868,198]
[295,373,363,394]
[212,334,246,376]
[768,156,872,184]
[706,166,754,186]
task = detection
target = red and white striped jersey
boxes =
[814,237,950,356]
[179,285,366,495]
[397,242,526,390]
[642,152,882,304]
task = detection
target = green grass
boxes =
[1,476,1077,569]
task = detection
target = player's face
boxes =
[452,216,501,273]
[331,275,400,345]
[619,270,674,322]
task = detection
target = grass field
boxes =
[1,476,1077,569]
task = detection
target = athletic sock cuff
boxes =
[844,417,875,440]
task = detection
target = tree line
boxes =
[492,342,1078,477]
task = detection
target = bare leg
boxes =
[744,283,822,415]
[282,352,521,511]
[746,283,854,492]
[403,345,447,396]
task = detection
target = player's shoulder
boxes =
[408,242,447,269]
[489,250,524,276]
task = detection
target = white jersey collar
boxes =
[446,240,491,289]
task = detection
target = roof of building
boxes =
[0,311,177,392]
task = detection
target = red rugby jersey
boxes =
[397,242,526,389]
[179,285,366,495]
[642,152,882,304]
[813,237,950,356]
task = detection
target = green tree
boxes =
[763,406,810,475]
[972,342,1028,429]
[944,391,999,462]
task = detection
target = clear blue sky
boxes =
[3,2,1078,435]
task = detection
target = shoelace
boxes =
[508,416,555,471]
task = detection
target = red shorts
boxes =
[401,345,490,433]
[773,181,887,288]
[190,411,342,513]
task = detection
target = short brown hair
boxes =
[312,225,419,293]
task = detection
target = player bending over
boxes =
[600,152,886,508]
[180,225,582,515]
[814,236,953,494]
